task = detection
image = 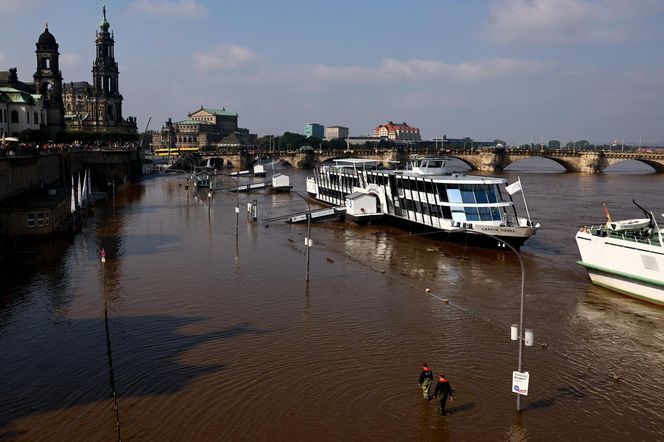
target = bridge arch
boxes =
[637,159,664,173]
[511,155,575,172]
[602,158,663,174]
[447,155,478,170]
[541,156,579,172]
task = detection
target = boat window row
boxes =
[400,198,452,219]
[394,178,504,222]
[318,187,346,201]
[393,176,447,203]
[391,178,501,204]
[314,169,360,204]
[462,206,503,222]
[366,173,389,186]
[447,184,499,204]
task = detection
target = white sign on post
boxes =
[512,371,529,396]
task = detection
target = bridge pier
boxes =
[575,153,609,173]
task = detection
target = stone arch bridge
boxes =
[200,149,664,173]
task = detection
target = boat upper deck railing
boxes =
[584,225,663,247]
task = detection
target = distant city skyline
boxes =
[2,0,664,144]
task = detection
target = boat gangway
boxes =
[228,170,252,177]
[288,206,345,224]
[263,206,346,224]
[228,181,271,192]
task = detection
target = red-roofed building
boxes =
[373,121,421,141]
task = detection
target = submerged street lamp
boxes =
[468,230,533,412]
[292,191,312,282]
[227,174,240,238]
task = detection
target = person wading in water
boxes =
[418,363,433,400]
[433,373,453,415]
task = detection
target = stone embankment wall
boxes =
[0,150,142,203]
[0,155,62,201]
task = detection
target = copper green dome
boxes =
[99,5,110,31]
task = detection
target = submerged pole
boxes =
[465,230,526,411]
[101,248,122,441]
[104,302,122,442]
[293,191,312,282]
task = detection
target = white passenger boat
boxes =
[305,158,540,249]
[576,201,664,305]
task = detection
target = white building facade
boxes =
[325,125,349,140]
[0,87,46,138]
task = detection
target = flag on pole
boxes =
[77,173,83,207]
[603,203,612,227]
[82,170,88,202]
[505,179,522,195]
[70,174,76,213]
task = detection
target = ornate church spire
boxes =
[100,5,110,32]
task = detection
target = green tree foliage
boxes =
[574,140,591,150]
[256,136,273,150]
[547,139,561,149]
[257,132,324,151]
[327,138,347,150]
[277,132,307,150]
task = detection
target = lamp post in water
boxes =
[466,230,532,411]
[226,174,240,238]
[292,191,312,282]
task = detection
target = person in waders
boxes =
[433,374,453,415]
[418,363,433,400]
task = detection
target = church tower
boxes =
[92,5,123,126]
[33,23,64,138]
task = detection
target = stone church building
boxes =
[63,6,136,134]
[0,6,136,139]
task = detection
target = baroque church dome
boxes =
[37,26,58,51]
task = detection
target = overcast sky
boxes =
[2,0,664,144]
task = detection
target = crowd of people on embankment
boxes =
[0,141,140,157]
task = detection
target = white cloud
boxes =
[487,0,664,43]
[271,57,552,83]
[193,44,260,72]
[130,0,207,19]
[60,53,83,69]
[3,0,44,15]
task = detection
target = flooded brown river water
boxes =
[1,160,664,441]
